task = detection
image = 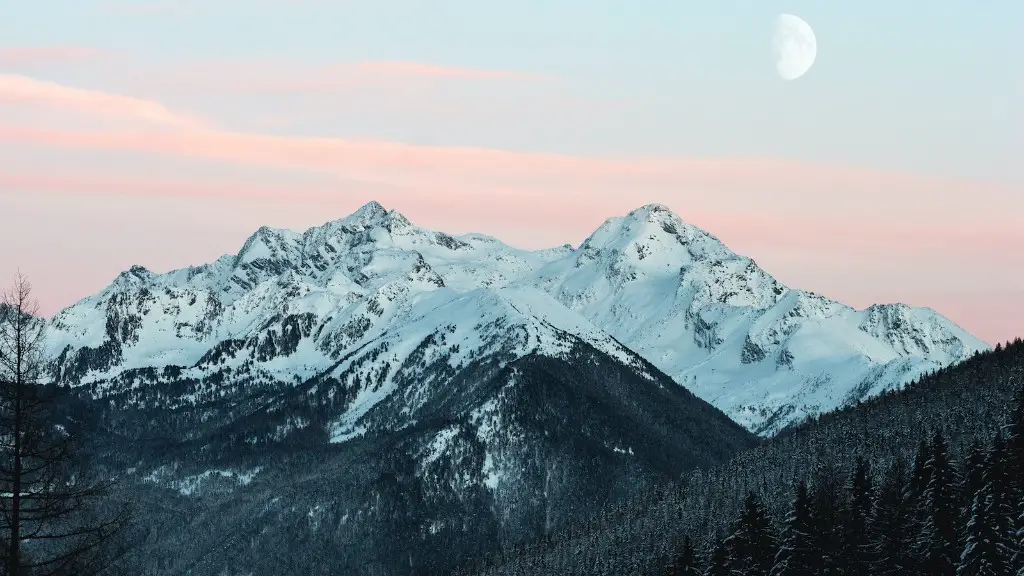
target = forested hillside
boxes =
[82,341,754,576]
[466,338,1024,575]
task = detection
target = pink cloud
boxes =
[3,171,1021,345]
[329,60,545,82]
[0,76,1015,235]
[0,76,1020,345]
[2,160,1021,345]
[1,121,1018,232]
[129,58,547,95]
[2,164,1020,260]
[0,74,207,128]
[0,171,345,203]
[0,47,104,69]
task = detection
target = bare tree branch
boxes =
[0,273,132,576]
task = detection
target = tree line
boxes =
[466,339,1024,575]
[666,391,1024,575]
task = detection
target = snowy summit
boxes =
[47,201,987,435]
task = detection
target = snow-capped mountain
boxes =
[48,200,988,574]
[532,204,987,433]
[47,201,987,435]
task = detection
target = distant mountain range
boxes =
[44,200,992,575]
[49,201,986,435]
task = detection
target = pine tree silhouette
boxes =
[1013,503,1024,576]
[1005,388,1024,574]
[722,493,777,576]
[841,457,874,576]
[664,535,700,576]
[704,537,728,576]
[869,458,916,576]
[957,481,1007,575]
[1008,389,1024,496]
[916,431,960,575]
[770,480,816,576]
[961,440,988,540]
[810,466,843,575]
[910,439,933,502]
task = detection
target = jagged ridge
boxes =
[47,201,987,435]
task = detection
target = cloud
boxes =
[1,74,1020,257]
[130,59,548,96]
[0,170,344,203]
[0,65,1018,347]
[330,60,545,82]
[3,164,1021,346]
[1,119,1017,226]
[0,74,207,128]
[0,47,104,69]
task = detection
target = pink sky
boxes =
[0,52,1021,345]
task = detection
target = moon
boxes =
[773,14,817,81]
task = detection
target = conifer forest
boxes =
[465,339,1024,575]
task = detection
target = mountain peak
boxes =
[578,203,728,261]
[329,200,419,234]
[48,201,989,438]
[346,200,388,223]
[619,203,691,233]
[112,264,152,285]
[631,203,673,215]
[234,225,301,270]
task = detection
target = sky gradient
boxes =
[1,0,1021,344]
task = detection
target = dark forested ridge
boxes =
[466,338,1024,575]
[71,339,755,575]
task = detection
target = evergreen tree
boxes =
[722,493,777,576]
[1006,387,1024,574]
[961,440,988,539]
[910,439,933,502]
[1014,503,1024,576]
[957,484,1007,575]
[665,535,700,576]
[869,458,916,576]
[985,431,1015,566]
[809,467,843,575]
[915,430,960,576]
[841,457,874,576]
[705,537,728,576]
[1006,388,1024,497]
[770,480,816,576]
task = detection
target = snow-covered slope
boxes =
[46,201,988,434]
[531,204,987,432]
